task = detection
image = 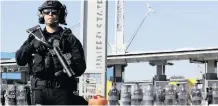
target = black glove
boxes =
[29,36,47,54]
[54,70,65,77]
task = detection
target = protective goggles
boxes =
[42,9,59,15]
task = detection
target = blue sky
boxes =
[1,1,218,81]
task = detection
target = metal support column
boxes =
[0,67,3,84]
[113,65,125,82]
[0,69,1,106]
[204,60,217,80]
[156,65,165,76]
[149,60,173,81]
[0,71,2,85]
[79,0,108,97]
[206,60,217,73]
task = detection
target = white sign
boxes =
[80,0,108,97]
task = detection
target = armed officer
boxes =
[15,0,87,105]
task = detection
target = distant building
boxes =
[0,52,27,84]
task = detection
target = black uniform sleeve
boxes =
[15,38,34,66]
[68,34,86,77]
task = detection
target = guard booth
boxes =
[0,59,29,85]
[0,59,30,105]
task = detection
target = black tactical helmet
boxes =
[38,0,67,25]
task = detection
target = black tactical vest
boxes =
[30,27,70,80]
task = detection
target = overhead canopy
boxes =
[107,47,218,65]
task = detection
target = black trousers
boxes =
[32,88,88,105]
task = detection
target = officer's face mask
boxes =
[42,9,59,15]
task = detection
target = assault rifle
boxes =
[26,25,75,77]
